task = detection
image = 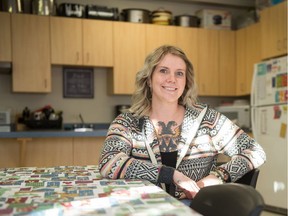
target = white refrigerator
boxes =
[251,55,287,210]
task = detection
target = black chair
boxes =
[235,168,260,188]
[190,183,265,216]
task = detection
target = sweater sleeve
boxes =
[211,112,266,182]
[98,115,162,184]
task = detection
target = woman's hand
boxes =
[197,174,223,188]
[173,170,200,199]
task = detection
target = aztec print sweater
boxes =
[99,103,266,196]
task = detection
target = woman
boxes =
[99,45,266,201]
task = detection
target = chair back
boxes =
[190,183,265,216]
[235,169,260,188]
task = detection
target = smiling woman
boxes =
[98,45,266,205]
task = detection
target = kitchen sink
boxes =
[74,127,93,132]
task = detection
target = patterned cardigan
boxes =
[99,103,266,195]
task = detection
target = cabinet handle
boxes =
[86,53,90,63]
[277,40,282,51]
[283,38,287,50]
[76,52,80,62]
[44,79,47,88]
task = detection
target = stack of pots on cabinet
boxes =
[0,0,56,15]
[121,7,199,27]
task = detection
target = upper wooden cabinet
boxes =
[11,14,51,92]
[260,2,287,59]
[82,19,113,67]
[176,27,199,82]
[50,17,113,67]
[197,29,236,96]
[219,30,236,96]
[0,12,12,62]
[50,17,82,65]
[236,23,261,95]
[197,29,219,96]
[109,22,146,94]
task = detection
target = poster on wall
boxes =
[63,67,94,98]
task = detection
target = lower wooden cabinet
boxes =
[73,137,105,166]
[0,137,105,168]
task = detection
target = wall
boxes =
[0,0,250,124]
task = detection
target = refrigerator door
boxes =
[251,56,287,107]
[254,104,287,209]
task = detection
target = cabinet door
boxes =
[236,28,246,95]
[12,14,51,92]
[219,30,236,96]
[73,137,105,165]
[24,138,73,167]
[110,22,146,94]
[83,20,113,67]
[245,23,261,94]
[0,139,19,168]
[146,25,177,54]
[261,2,287,59]
[0,12,11,62]
[50,17,82,65]
[176,27,199,84]
[197,29,219,96]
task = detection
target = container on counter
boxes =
[174,15,199,27]
[152,8,172,25]
[196,9,231,30]
[121,8,151,23]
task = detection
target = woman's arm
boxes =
[210,112,266,182]
[99,115,173,185]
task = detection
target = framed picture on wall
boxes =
[63,67,94,98]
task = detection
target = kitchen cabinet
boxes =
[0,12,12,62]
[0,137,105,167]
[197,29,236,96]
[11,14,51,92]
[73,137,105,165]
[219,30,236,96]
[146,25,177,54]
[50,17,82,65]
[197,29,219,95]
[176,27,199,82]
[50,17,113,67]
[236,23,261,95]
[109,21,146,94]
[260,2,287,59]
[82,19,113,67]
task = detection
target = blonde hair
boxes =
[130,45,198,117]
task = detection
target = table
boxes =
[0,165,201,216]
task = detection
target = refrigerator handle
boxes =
[250,64,257,107]
[251,107,258,141]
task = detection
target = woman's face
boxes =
[150,53,186,104]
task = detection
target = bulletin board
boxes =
[63,67,94,98]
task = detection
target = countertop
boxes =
[0,123,110,138]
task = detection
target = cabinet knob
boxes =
[86,53,90,63]
[76,52,80,62]
[277,40,282,51]
[283,38,287,51]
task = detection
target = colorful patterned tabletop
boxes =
[0,165,201,216]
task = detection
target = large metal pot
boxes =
[32,0,56,16]
[1,0,23,13]
[175,15,199,27]
[122,8,150,23]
